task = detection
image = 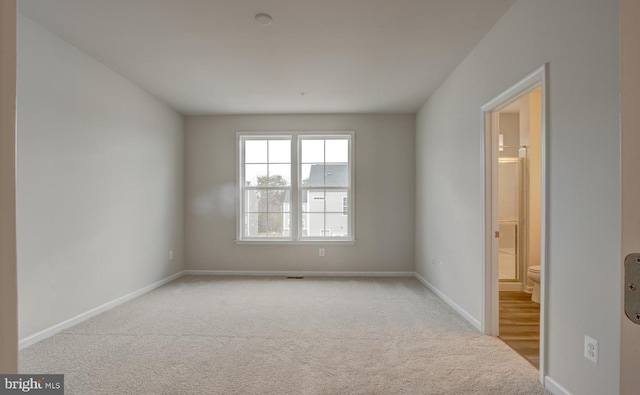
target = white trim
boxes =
[544,376,573,395]
[183,270,414,278]
[481,63,548,384]
[414,272,482,331]
[19,271,185,349]
[481,65,545,112]
[482,110,499,335]
[235,239,356,246]
[539,64,549,385]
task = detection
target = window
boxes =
[238,132,353,243]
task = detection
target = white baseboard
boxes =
[414,272,482,331]
[183,270,415,278]
[19,271,185,349]
[544,376,572,395]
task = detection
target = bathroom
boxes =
[497,87,542,368]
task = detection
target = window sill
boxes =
[235,239,357,246]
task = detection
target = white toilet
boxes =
[527,265,541,303]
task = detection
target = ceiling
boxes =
[18,0,515,115]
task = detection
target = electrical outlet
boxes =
[584,335,598,364]
[169,250,174,260]
[319,248,325,257]
[431,258,435,265]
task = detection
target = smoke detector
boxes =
[255,13,273,25]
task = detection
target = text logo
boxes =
[0,375,63,395]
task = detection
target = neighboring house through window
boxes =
[237,132,353,243]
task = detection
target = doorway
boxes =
[482,65,547,382]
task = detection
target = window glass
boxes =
[239,134,352,242]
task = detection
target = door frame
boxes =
[620,0,640,392]
[0,0,18,373]
[481,64,548,383]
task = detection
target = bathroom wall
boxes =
[498,113,519,158]
[519,95,530,146]
[519,88,542,280]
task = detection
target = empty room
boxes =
[1,0,638,394]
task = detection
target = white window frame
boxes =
[237,131,355,244]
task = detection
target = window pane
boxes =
[268,213,286,237]
[283,212,291,234]
[245,213,268,237]
[324,164,348,187]
[325,190,348,213]
[245,190,267,213]
[245,164,267,186]
[268,164,291,186]
[301,164,348,187]
[301,139,324,163]
[305,213,325,237]
[268,189,287,213]
[245,140,267,163]
[303,190,325,213]
[326,213,349,237]
[268,140,291,163]
[325,139,348,163]
[301,164,325,187]
[301,164,311,185]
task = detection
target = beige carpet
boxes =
[20,276,548,394]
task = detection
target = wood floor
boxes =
[499,291,540,369]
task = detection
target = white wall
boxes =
[185,114,415,273]
[0,0,17,373]
[415,1,619,394]
[17,16,184,340]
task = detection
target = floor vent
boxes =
[286,276,304,279]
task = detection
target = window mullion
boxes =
[291,135,299,241]
[323,139,327,234]
[238,136,244,241]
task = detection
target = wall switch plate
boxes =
[319,248,325,257]
[584,335,598,364]
[169,250,173,260]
